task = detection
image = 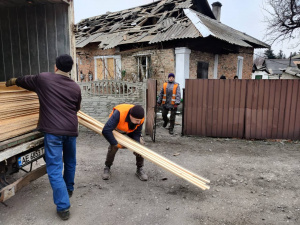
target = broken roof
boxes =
[76,0,269,50]
[263,59,299,75]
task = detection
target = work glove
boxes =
[173,104,179,109]
[116,143,125,149]
[5,78,17,87]
[157,103,161,106]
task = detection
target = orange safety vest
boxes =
[162,82,178,105]
[109,104,145,133]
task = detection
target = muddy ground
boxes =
[0,115,300,225]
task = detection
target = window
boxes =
[237,56,243,79]
[137,55,151,81]
[197,61,209,79]
[94,56,121,80]
[255,75,263,80]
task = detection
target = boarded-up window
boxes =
[106,58,115,80]
[197,61,209,79]
[96,58,104,80]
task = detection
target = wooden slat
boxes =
[78,111,210,190]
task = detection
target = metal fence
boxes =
[183,79,300,140]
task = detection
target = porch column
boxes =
[175,47,191,98]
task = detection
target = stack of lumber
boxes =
[78,111,210,190]
[0,82,39,142]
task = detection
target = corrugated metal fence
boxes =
[183,79,300,140]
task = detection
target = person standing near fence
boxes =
[157,73,181,135]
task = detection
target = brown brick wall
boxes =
[76,43,116,82]
[190,51,215,79]
[218,47,254,79]
[77,44,254,82]
[189,47,254,79]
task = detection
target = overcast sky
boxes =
[74,0,299,58]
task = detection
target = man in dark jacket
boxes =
[6,54,81,220]
[157,73,181,134]
[102,104,148,181]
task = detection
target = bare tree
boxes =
[253,50,265,66]
[264,0,300,45]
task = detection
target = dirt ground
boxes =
[0,115,300,225]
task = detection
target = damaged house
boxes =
[75,0,269,91]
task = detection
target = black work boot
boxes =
[102,166,111,180]
[57,209,70,220]
[169,128,174,135]
[136,167,148,181]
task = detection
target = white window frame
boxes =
[237,56,243,79]
[94,55,121,80]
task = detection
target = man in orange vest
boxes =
[101,104,148,181]
[157,73,181,135]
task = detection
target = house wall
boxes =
[77,45,254,84]
[217,47,253,79]
[189,47,253,79]
[76,43,116,82]
[120,49,175,90]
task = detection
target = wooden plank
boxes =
[0,165,46,202]
[288,81,299,139]
[262,80,270,139]
[96,58,104,80]
[271,81,281,138]
[78,111,210,190]
[106,58,114,80]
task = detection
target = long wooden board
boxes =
[77,111,210,190]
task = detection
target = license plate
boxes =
[18,148,45,167]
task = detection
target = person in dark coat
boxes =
[6,54,81,221]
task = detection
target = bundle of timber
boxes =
[77,111,210,190]
[0,82,39,142]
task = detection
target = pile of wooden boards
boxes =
[0,82,39,142]
[78,111,210,190]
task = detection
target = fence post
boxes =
[181,88,185,136]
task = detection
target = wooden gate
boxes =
[145,79,157,142]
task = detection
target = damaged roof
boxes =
[75,0,269,50]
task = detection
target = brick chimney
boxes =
[212,2,222,22]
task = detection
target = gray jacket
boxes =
[157,81,181,109]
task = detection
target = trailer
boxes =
[0,0,75,202]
